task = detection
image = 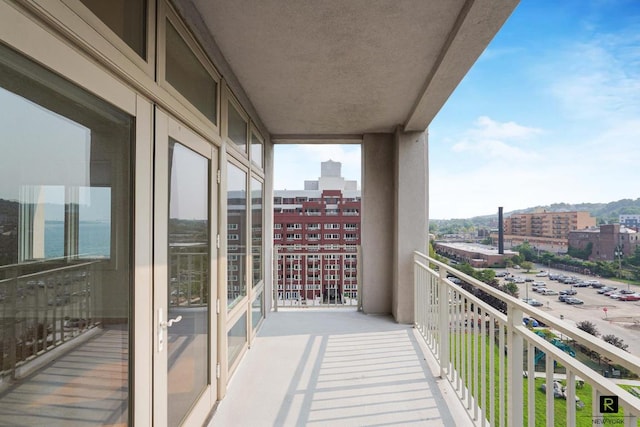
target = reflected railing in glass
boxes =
[0,258,104,380]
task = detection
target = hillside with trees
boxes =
[430,198,640,236]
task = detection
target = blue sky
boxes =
[275,0,640,219]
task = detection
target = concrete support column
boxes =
[393,127,428,324]
[361,134,394,315]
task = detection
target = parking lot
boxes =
[502,265,640,356]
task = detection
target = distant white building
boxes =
[620,214,640,228]
[303,160,358,192]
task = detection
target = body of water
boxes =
[45,221,110,258]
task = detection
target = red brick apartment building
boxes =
[568,224,640,261]
[274,161,360,303]
[495,210,596,253]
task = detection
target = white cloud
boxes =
[448,116,543,161]
[545,35,640,122]
[429,113,640,219]
[471,116,543,140]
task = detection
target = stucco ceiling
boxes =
[189,0,518,139]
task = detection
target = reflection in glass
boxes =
[227,102,247,153]
[167,141,210,427]
[0,44,131,425]
[80,0,147,58]
[250,131,263,167]
[165,20,217,124]
[228,312,247,366]
[227,164,246,309]
[251,291,263,330]
[251,178,263,287]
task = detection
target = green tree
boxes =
[520,261,533,272]
[627,246,640,267]
[514,242,536,261]
[500,282,519,297]
[603,334,629,352]
[576,321,599,337]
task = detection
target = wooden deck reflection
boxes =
[0,326,128,427]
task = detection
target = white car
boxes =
[541,289,558,295]
[536,271,548,277]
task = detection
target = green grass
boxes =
[448,331,640,426]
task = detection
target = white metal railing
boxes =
[273,245,361,310]
[414,251,640,426]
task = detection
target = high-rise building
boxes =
[274,161,360,303]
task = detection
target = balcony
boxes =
[209,309,471,426]
[212,251,640,427]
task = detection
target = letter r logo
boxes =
[600,396,619,413]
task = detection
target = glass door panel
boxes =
[154,110,217,427]
[167,140,209,426]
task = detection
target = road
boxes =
[503,265,640,356]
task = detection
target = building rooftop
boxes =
[274,189,361,199]
[435,241,518,256]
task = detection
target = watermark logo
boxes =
[599,396,619,414]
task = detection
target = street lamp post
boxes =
[614,245,626,290]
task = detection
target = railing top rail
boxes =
[0,259,102,281]
[415,250,640,376]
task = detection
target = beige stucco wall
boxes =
[361,133,395,315]
[394,128,428,324]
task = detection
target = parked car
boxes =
[565,297,584,305]
[573,281,589,288]
[587,280,602,288]
[597,287,617,294]
[541,289,558,296]
[619,294,640,301]
[558,294,569,302]
[523,317,539,327]
[532,281,546,286]
[528,299,543,307]
[536,271,548,277]
[559,289,577,295]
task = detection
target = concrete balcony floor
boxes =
[210,309,471,427]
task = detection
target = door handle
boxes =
[158,308,182,352]
[160,315,182,328]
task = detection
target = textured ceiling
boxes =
[190,0,518,138]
